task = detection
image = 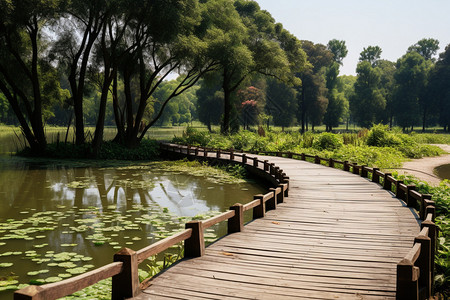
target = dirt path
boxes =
[393,144,450,186]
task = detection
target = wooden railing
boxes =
[14,143,289,300]
[237,148,437,300]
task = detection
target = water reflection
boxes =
[0,157,264,299]
[434,163,450,180]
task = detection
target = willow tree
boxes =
[0,0,66,153]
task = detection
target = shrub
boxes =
[313,133,342,151]
[172,126,210,147]
[366,124,402,147]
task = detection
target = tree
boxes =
[52,0,109,146]
[237,85,265,129]
[206,0,305,134]
[350,61,386,128]
[107,0,217,147]
[393,52,431,131]
[359,46,382,67]
[338,75,356,130]
[428,45,450,130]
[327,39,348,65]
[297,41,333,132]
[0,0,65,153]
[265,78,297,130]
[196,75,223,132]
[408,38,440,61]
[377,60,396,127]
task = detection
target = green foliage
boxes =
[313,133,342,150]
[367,124,402,147]
[366,124,445,158]
[393,174,450,296]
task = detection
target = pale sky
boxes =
[255,0,450,75]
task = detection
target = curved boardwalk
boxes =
[137,154,420,299]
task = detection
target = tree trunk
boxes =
[222,88,231,134]
[422,108,427,132]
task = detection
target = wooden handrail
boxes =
[202,210,235,229]
[14,262,123,300]
[243,199,261,211]
[136,229,192,263]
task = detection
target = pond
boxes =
[0,156,265,299]
[434,163,450,180]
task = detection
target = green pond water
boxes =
[0,156,265,299]
[434,163,450,180]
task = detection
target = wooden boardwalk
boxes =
[137,154,421,299]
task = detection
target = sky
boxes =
[255,0,450,76]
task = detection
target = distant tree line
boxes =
[351,38,450,132]
[1,0,450,156]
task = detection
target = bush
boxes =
[366,124,402,147]
[313,133,342,150]
[172,126,210,147]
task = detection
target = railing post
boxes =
[383,173,392,191]
[328,158,334,168]
[277,152,282,157]
[343,161,349,171]
[405,185,416,207]
[396,259,419,300]
[415,235,432,299]
[277,185,285,203]
[420,194,432,220]
[264,160,269,171]
[203,147,208,157]
[314,155,320,164]
[282,177,289,197]
[269,163,275,175]
[361,165,368,178]
[187,145,191,156]
[194,147,199,156]
[229,150,234,160]
[421,219,437,294]
[216,149,221,158]
[301,153,306,161]
[287,151,293,158]
[14,286,44,300]
[185,220,204,258]
[228,203,244,234]
[242,154,247,165]
[372,168,380,183]
[352,164,359,175]
[250,157,256,168]
[252,194,265,219]
[267,188,277,211]
[395,180,404,200]
[112,248,140,300]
